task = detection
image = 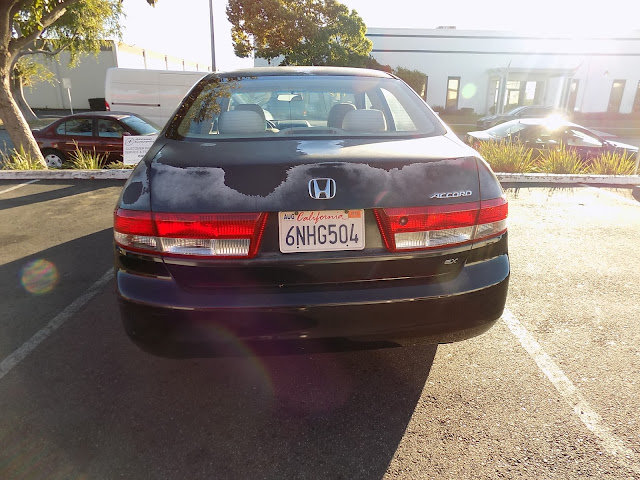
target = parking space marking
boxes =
[0,179,39,195]
[579,184,639,207]
[0,269,113,381]
[502,308,640,475]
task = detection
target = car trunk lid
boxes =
[147,135,486,288]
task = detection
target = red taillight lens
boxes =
[114,209,155,236]
[374,197,507,252]
[104,100,111,111]
[114,209,268,258]
[114,209,158,254]
[154,213,264,238]
[475,197,508,241]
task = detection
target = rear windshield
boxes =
[166,75,445,140]
[121,115,160,135]
[487,121,529,137]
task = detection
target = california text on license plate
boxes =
[278,210,365,253]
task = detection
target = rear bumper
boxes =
[116,254,509,357]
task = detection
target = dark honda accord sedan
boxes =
[114,67,509,357]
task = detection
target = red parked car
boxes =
[33,112,159,167]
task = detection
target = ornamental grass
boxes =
[536,144,587,174]
[587,150,637,175]
[476,140,537,173]
[0,145,44,170]
[68,142,107,170]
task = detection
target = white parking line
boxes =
[580,184,639,207]
[502,308,640,475]
[0,269,113,381]
[0,179,39,195]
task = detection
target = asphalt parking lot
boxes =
[0,180,639,479]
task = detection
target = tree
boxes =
[12,56,56,121]
[394,67,427,99]
[227,0,372,67]
[365,55,391,74]
[0,0,157,168]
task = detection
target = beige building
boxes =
[366,28,640,115]
[24,41,211,110]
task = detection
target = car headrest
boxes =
[327,103,356,128]
[218,110,266,134]
[342,109,387,133]
[234,104,266,122]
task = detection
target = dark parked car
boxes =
[466,118,638,160]
[33,112,159,167]
[476,105,566,129]
[114,67,509,358]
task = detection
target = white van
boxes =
[105,68,207,127]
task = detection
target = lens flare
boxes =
[461,83,477,99]
[20,259,58,295]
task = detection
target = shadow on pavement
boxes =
[0,228,114,359]
[0,180,123,212]
[0,283,437,480]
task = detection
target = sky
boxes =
[121,0,640,72]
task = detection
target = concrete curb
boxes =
[496,173,640,186]
[0,170,639,187]
[0,170,132,180]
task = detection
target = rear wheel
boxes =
[42,149,65,168]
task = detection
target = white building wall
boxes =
[367,28,640,115]
[23,41,210,110]
[24,47,118,110]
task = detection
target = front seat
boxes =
[234,104,267,125]
[327,103,356,129]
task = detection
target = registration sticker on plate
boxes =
[278,210,365,253]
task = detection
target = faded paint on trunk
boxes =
[147,136,481,213]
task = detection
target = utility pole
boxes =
[209,0,217,72]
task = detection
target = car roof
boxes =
[55,111,140,120]
[209,66,394,80]
[498,118,580,128]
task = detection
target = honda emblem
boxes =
[308,178,336,200]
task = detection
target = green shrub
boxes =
[477,141,537,173]
[537,144,587,174]
[0,145,45,170]
[587,151,636,175]
[106,161,135,169]
[68,144,107,169]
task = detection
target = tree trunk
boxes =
[11,73,38,122]
[0,66,46,168]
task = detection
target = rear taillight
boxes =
[105,100,111,111]
[475,197,508,241]
[374,197,507,252]
[114,209,268,258]
[114,210,157,253]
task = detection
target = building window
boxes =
[633,81,640,113]
[492,79,500,113]
[423,76,428,101]
[523,81,537,105]
[505,80,521,110]
[445,76,460,110]
[608,79,626,113]
[567,79,579,112]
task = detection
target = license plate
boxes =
[278,210,365,253]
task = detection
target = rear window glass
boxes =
[487,122,528,137]
[120,116,160,135]
[168,75,444,140]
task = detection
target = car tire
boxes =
[42,149,65,168]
